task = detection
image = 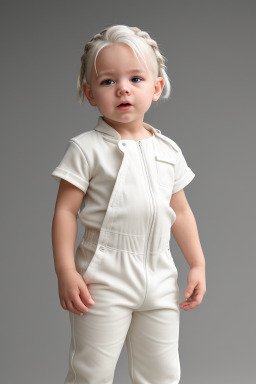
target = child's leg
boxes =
[63,228,147,384]
[64,299,132,384]
[125,248,181,384]
[126,307,181,384]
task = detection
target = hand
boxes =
[179,265,206,311]
[57,268,95,316]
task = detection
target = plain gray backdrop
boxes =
[1,1,255,383]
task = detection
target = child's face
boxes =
[83,43,164,127]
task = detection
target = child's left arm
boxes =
[170,189,206,311]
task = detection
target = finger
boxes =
[180,298,200,310]
[67,299,88,316]
[182,301,198,310]
[180,303,193,311]
[61,299,67,310]
[181,295,200,304]
[188,290,204,305]
[71,299,89,316]
[80,284,95,306]
[180,298,194,306]
[184,284,196,298]
[180,298,193,306]
[193,292,204,305]
[179,299,192,306]
[72,296,90,314]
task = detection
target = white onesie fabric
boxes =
[51,116,195,384]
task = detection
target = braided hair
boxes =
[77,25,171,104]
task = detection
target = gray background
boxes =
[1,0,255,383]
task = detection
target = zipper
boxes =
[137,141,156,302]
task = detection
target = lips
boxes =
[117,103,132,111]
[117,101,131,106]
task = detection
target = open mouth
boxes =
[118,103,131,106]
[117,102,132,111]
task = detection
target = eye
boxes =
[132,77,142,83]
[101,79,114,85]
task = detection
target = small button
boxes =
[122,142,126,146]
[99,245,105,252]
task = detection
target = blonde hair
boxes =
[77,24,171,104]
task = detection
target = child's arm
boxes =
[170,189,206,311]
[51,179,95,316]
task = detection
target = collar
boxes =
[93,115,179,153]
[94,116,160,140]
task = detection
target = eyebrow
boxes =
[98,69,146,78]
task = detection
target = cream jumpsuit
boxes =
[51,116,195,384]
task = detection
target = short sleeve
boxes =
[172,150,195,194]
[51,139,90,194]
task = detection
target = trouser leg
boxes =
[126,308,181,384]
[64,289,132,384]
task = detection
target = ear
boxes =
[82,82,97,106]
[152,77,165,102]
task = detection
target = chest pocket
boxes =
[155,154,176,188]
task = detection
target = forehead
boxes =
[93,43,150,78]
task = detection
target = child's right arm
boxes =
[51,179,95,316]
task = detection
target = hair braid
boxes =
[130,27,167,77]
[77,30,106,104]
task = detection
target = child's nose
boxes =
[117,81,131,95]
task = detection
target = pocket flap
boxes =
[155,154,176,165]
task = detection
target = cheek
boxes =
[141,92,153,109]
[135,97,151,111]
[141,84,154,102]
[96,90,112,106]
